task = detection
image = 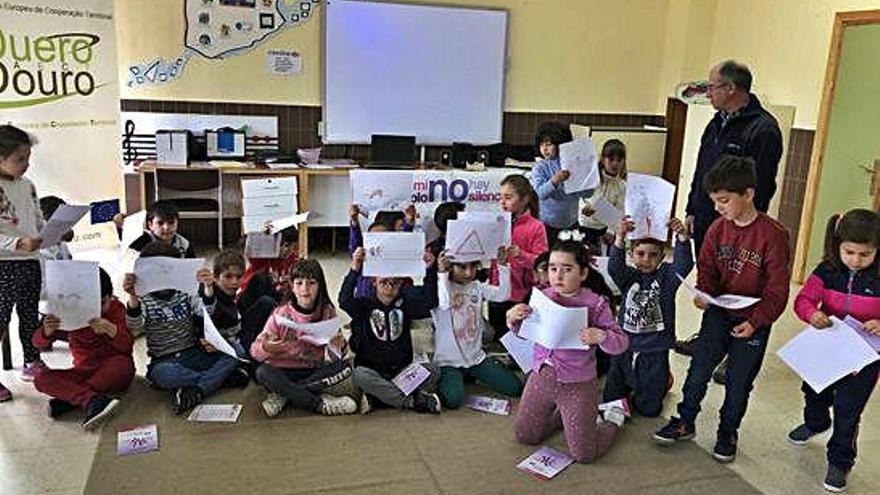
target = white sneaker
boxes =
[261,393,287,418]
[358,394,372,415]
[319,394,357,416]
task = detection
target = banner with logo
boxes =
[0,1,120,204]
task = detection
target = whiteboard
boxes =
[324,0,507,145]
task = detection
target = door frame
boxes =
[793,9,880,283]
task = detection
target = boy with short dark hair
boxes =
[653,155,791,463]
[129,200,196,258]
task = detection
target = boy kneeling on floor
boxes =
[33,268,135,430]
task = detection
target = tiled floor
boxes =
[0,251,877,494]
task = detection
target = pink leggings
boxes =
[514,364,618,463]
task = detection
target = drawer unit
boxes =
[240,176,298,198]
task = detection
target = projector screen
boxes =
[323,0,508,145]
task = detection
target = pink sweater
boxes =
[512,287,628,383]
[250,303,338,369]
[492,211,548,302]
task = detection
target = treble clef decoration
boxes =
[122,119,138,165]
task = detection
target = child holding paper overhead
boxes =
[0,125,46,389]
[129,200,196,258]
[432,249,522,409]
[252,259,357,417]
[508,239,629,463]
[123,242,240,415]
[579,139,628,254]
[488,174,548,341]
[786,209,880,492]
[654,156,790,464]
[602,216,693,417]
[238,226,298,310]
[529,121,594,243]
[341,247,442,414]
[33,268,134,429]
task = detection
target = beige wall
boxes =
[116,0,670,113]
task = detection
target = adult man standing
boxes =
[675,60,783,382]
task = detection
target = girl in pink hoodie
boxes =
[488,174,549,340]
[251,259,357,417]
[507,240,629,463]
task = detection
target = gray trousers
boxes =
[353,363,439,409]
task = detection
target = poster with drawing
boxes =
[458,211,511,245]
[133,257,205,296]
[625,173,676,241]
[363,232,426,278]
[445,219,505,262]
[44,261,101,330]
[560,137,600,194]
[350,170,414,215]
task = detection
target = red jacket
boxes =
[697,213,791,329]
[237,251,299,302]
[32,298,134,370]
[491,211,548,303]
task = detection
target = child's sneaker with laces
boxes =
[823,464,847,492]
[653,416,696,444]
[261,393,288,418]
[411,392,442,414]
[171,386,203,415]
[788,423,826,445]
[712,431,738,463]
[20,360,46,382]
[82,394,120,430]
[318,394,357,416]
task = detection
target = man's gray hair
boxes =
[717,60,752,92]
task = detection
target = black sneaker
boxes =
[82,394,120,430]
[712,357,729,385]
[171,386,204,415]
[788,423,824,445]
[712,431,738,463]
[653,416,696,444]
[48,398,77,418]
[411,392,442,414]
[823,464,847,492]
[221,368,250,389]
[673,334,699,357]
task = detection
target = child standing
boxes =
[0,125,45,392]
[508,240,629,463]
[529,121,594,243]
[33,268,134,429]
[432,249,522,409]
[603,216,693,417]
[341,247,442,414]
[487,174,548,340]
[787,209,880,492]
[579,139,628,255]
[252,259,357,417]
[654,156,791,464]
[129,200,196,258]
[124,242,241,414]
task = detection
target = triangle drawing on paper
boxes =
[455,229,486,256]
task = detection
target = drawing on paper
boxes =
[452,230,487,257]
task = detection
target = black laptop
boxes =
[368,134,416,168]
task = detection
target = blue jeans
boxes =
[147,346,238,395]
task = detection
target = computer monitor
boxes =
[369,134,416,168]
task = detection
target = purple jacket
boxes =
[513,287,628,383]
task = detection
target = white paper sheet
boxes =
[500,331,534,372]
[777,317,880,392]
[588,196,624,230]
[560,137,599,194]
[267,211,310,234]
[363,232,426,278]
[187,404,243,423]
[465,395,510,415]
[844,315,880,351]
[244,233,281,258]
[516,446,574,480]
[121,211,147,251]
[274,315,342,346]
[519,290,588,350]
[458,211,511,245]
[676,274,760,310]
[350,169,414,215]
[40,204,90,248]
[625,173,676,241]
[202,306,244,361]
[44,260,101,330]
[392,362,431,396]
[445,219,506,262]
[133,257,204,296]
[117,425,159,456]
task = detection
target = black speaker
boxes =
[451,142,475,168]
[476,149,489,164]
[440,150,452,166]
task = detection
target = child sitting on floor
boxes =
[33,268,134,429]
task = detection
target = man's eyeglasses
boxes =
[707,81,730,92]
